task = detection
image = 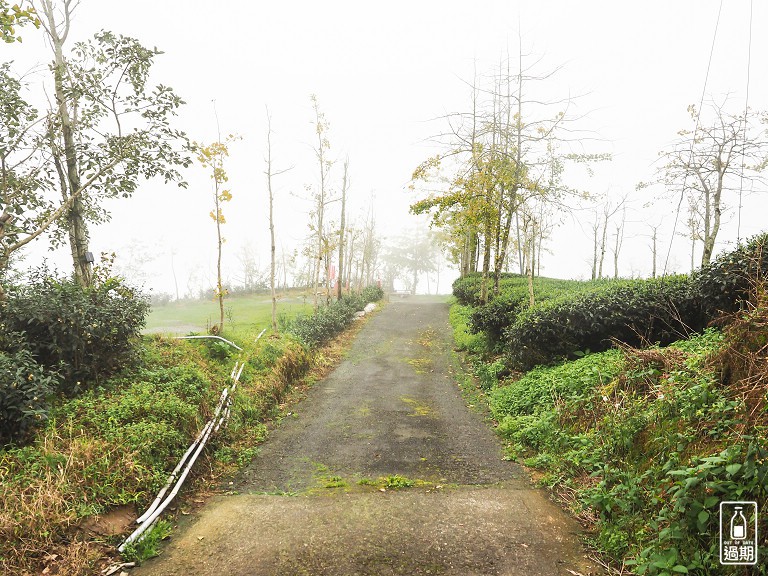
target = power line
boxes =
[737,0,754,244]
[663,0,723,275]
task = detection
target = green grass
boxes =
[145,292,313,341]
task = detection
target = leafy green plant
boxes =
[384,474,415,489]
[361,285,384,302]
[290,289,379,347]
[120,519,172,563]
[1,266,149,393]
[206,340,233,361]
[0,346,60,444]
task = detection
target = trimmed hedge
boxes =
[290,286,384,348]
[469,276,610,344]
[501,233,768,370]
[504,275,694,369]
[452,272,523,306]
[452,234,768,371]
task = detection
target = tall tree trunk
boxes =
[42,0,92,287]
[214,190,224,331]
[266,113,278,332]
[481,221,492,304]
[337,159,348,300]
[700,175,722,266]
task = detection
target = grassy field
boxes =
[145,292,314,341]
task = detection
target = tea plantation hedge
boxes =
[289,285,384,347]
[505,275,695,369]
[454,233,768,370]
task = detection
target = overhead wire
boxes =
[663,0,723,275]
[736,0,753,244]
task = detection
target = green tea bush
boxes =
[290,296,360,347]
[504,275,695,370]
[290,287,382,348]
[452,272,523,306]
[469,276,603,344]
[361,285,384,302]
[500,235,768,370]
[1,267,150,393]
[692,232,768,320]
[0,346,60,444]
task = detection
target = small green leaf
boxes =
[725,463,742,475]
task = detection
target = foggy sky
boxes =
[6,1,767,294]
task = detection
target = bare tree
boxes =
[336,158,349,300]
[309,94,333,309]
[411,49,608,302]
[264,109,291,331]
[611,207,627,279]
[653,101,767,266]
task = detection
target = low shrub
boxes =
[1,266,150,393]
[290,286,381,347]
[692,232,768,319]
[489,349,624,420]
[0,346,60,445]
[452,272,522,306]
[501,234,768,370]
[361,284,384,303]
[486,324,768,574]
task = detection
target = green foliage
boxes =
[0,345,59,444]
[1,268,150,393]
[455,234,768,372]
[691,232,768,320]
[474,358,505,391]
[484,325,767,574]
[0,1,39,43]
[470,275,605,345]
[120,519,172,563]
[55,365,211,484]
[451,272,521,306]
[206,340,233,361]
[448,302,487,354]
[490,349,624,419]
[383,474,415,489]
[289,287,381,348]
[361,284,384,303]
[505,275,694,370]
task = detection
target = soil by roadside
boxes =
[134,296,602,576]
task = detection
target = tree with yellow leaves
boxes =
[195,136,237,333]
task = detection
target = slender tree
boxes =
[337,158,349,300]
[264,109,291,331]
[22,0,190,287]
[195,135,236,333]
[310,94,333,309]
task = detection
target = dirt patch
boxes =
[80,505,136,537]
[134,297,602,576]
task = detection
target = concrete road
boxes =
[135,297,601,576]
